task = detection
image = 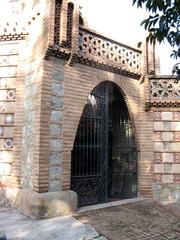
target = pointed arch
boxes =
[71,81,138,206]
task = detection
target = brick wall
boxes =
[61,63,154,197]
[0,0,179,208]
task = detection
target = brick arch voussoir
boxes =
[68,74,140,153]
[113,77,140,150]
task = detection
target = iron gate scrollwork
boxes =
[71,82,137,206]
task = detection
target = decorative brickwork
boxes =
[78,28,141,75]
[46,24,142,79]
[0,42,19,188]
[150,78,180,99]
[153,111,180,201]
[66,2,74,48]
[54,0,62,45]
[148,76,180,108]
[0,0,179,213]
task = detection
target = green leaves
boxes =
[133,0,180,77]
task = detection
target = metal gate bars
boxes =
[71,82,137,207]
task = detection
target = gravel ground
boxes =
[75,200,180,240]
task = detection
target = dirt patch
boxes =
[75,200,180,240]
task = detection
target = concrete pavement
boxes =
[0,208,104,240]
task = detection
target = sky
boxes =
[0,0,176,75]
[78,0,176,75]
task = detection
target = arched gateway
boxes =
[71,82,138,206]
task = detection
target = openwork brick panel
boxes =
[66,2,74,48]
[54,0,62,45]
[78,28,141,76]
[150,78,180,99]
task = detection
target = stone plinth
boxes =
[16,189,78,219]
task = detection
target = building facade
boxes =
[0,0,179,218]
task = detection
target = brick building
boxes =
[0,0,179,218]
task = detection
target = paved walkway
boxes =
[0,208,104,240]
[1,200,179,240]
[76,200,180,240]
[0,198,143,240]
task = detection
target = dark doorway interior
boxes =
[71,82,137,207]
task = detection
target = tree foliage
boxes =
[133,0,180,76]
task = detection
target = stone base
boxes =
[0,188,19,208]
[16,189,78,219]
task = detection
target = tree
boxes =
[133,0,180,76]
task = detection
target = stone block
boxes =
[154,164,163,173]
[52,83,64,97]
[153,183,162,200]
[26,72,36,85]
[0,163,11,175]
[170,142,180,152]
[16,189,78,219]
[0,90,7,100]
[173,185,180,200]
[161,187,173,200]
[53,58,65,66]
[49,179,61,192]
[50,124,62,138]
[25,110,35,123]
[51,97,64,108]
[0,66,17,77]
[164,122,180,131]
[50,139,63,151]
[162,153,174,162]
[154,142,180,152]
[154,142,164,152]
[21,177,33,190]
[49,166,62,179]
[154,122,163,131]
[49,152,63,165]
[162,175,173,184]
[4,126,14,137]
[51,111,63,122]
[164,163,172,173]
[25,84,37,98]
[24,123,35,136]
[154,121,180,131]
[161,112,173,120]
[24,98,36,111]
[172,164,180,173]
[52,70,64,81]
[162,132,173,141]
[0,151,13,163]
[163,122,171,131]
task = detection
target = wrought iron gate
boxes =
[71,82,137,206]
